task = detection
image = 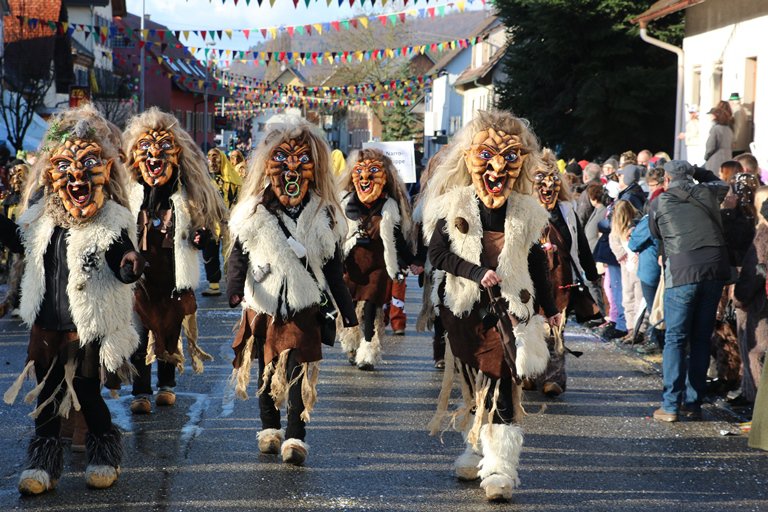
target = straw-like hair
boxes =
[538,148,572,202]
[339,147,414,244]
[421,109,541,211]
[240,114,341,223]
[123,107,227,230]
[21,103,132,213]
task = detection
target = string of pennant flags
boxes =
[191,0,485,8]
[16,1,476,43]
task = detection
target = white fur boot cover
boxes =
[281,438,309,465]
[478,423,523,501]
[257,428,284,454]
[454,431,482,481]
[355,308,384,367]
[514,315,549,379]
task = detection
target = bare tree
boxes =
[0,59,54,152]
[92,70,135,129]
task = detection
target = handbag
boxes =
[270,209,338,347]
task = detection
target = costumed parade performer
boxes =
[1,160,29,316]
[423,110,559,502]
[1,105,145,494]
[337,148,418,371]
[202,147,242,297]
[123,108,226,414]
[227,114,357,465]
[530,149,599,396]
[229,149,248,179]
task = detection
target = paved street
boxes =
[1,278,768,511]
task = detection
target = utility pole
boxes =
[203,61,208,151]
[139,0,145,112]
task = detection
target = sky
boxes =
[125,0,488,57]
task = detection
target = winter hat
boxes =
[602,158,619,171]
[565,162,582,176]
[619,164,641,186]
[663,160,694,181]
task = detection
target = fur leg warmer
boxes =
[514,315,549,379]
[338,303,364,355]
[85,425,123,489]
[18,436,64,495]
[478,423,523,501]
[281,438,309,466]
[257,428,284,455]
[454,432,482,481]
[355,308,384,369]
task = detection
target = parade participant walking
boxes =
[337,148,417,371]
[202,147,242,297]
[2,105,145,494]
[650,160,730,422]
[123,108,226,415]
[229,149,248,179]
[227,114,357,465]
[532,149,599,396]
[423,110,557,502]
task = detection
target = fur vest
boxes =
[129,182,199,291]
[17,200,139,372]
[341,194,401,279]
[423,185,550,320]
[229,193,341,317]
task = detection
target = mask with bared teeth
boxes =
[464,128,526,209]
[266,138,314,207]
[352,158,387,206]
[48,139,112,220]
[534,170,561,210]
[132,129,181,187]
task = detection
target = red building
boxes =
[112,13,226,148]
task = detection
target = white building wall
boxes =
[683,14,768,168]
[68,4,114,71]
[462,86,493,128]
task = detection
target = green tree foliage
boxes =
[493,0,684,159]
[381,66,420,142]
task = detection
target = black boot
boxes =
[18,436,64,495]
[85,426,123,489]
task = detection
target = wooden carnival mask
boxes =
[534,169,561,211]
[48,139,112,220]
[266,138,314,207]
[207,148,221,176]
[464,128,526,209]
[132,129,181,187]
[352,158,387,206]
[8,163,28,193]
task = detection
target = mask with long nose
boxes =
[48,139,112,220]
[266,138,314,207]
[464,128,526,209]
[535,170,561,210]
[352,158,387,206]
[132,129,181,187]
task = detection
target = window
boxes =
[691,67,701,109]
[186,111,193,133]
[745,57,757,105]
[712,62,723,105]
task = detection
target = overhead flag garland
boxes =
[186,0,486,8]
[16,2,475,43]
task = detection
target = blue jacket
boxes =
[628,215,660,287]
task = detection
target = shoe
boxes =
[18,470,57,496]
[596,321,615,335]
[542,382,563,397]
[393,329,405,336]
[201,283,221,296]
[434,359,445,370]
[85,465,120,489]
[726,393,752,407]
[130,395,152,414]
[453,445,482,481]
[257,428,284,455]
[357,362,374,371]
[652,407,678,422]
[636,341,661,355]
[281,439,308,466]
[480,473,515,501]
[603,327,628,340]
[521,378,536,391]
[619,330,636,344]
[346,350,356,366]
[155,388,176,407]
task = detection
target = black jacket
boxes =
[650,167,731,287]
